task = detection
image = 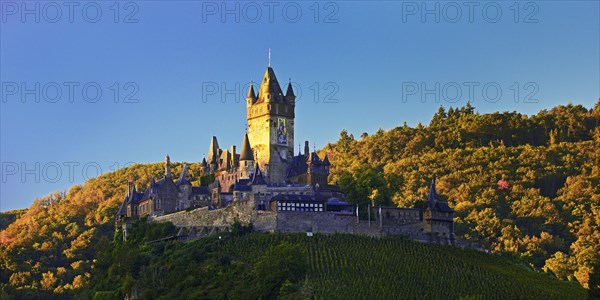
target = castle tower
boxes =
[239,133,255,178]
[423,178,455,244]
[246,67,295,183]
[177,164,192,209]
[200,157,208,176]
[207,136,220,173]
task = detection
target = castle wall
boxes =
[151,203,454,245]
[152,200,255,228]
[275,212,354,234]
[254,211,277,232]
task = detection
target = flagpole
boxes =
[379,206,382,229]
[368,204,371,227]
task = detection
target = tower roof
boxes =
[247,82,256,100]
[250,163,267,185]
[208,136,220,164]
[256,67,285,103]
[425,178,454,213]
[285,81,295,98]
[177,164,191,186]
[426,178,437,207]
[323,154,330,166]
[307,152,322,164]
[240,133,254,161]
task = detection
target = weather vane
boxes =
[268,48,271,67]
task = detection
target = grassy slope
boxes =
[214,232,585,299]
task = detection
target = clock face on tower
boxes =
[276,118,287,145]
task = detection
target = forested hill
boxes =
[1,101,599,298]
[320,101,600,290]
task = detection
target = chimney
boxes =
[304,141,309,155]
[231,146,237,167]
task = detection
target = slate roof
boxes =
[127,186,146,205]
[285,81,295,97]
[191,186,210,195]
[247,82,256,100]
[240,134,254,161]
[249,163,267,185]
[287,152,329,178]
[177,164,192,186]
[118,195,128,216]
[255,67,285,104]
[233,184,252,192]
[425,178,454,213]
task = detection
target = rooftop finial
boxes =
[268,48,271,67]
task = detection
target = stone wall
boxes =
[153,200,254,228]
[151,202,454,245]
[276,211,354,234]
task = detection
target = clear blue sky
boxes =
[1,1,598,211]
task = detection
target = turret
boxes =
[426,178,437,208]
[239,133,255,178]
[240,133,254,162]
[246,82,257,105]
[200,157,208,175]
[208,136,220,172]
[285,79,296,104]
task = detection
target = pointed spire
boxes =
[201,157,208,167]
[165,154,171,178]
[250,163,267,185]
[240,133,254,161]
[426,178,437,207]
[257,67,284,103]
[178,164,191,185]
[208,136,220,164]
[247,81,256,103]
[286,79,295,98]
[323,154,330,166]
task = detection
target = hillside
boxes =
[0,209,27,231]
[89,223,586,299]
[1,101,599,298]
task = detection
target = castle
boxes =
[117,65,455,244]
